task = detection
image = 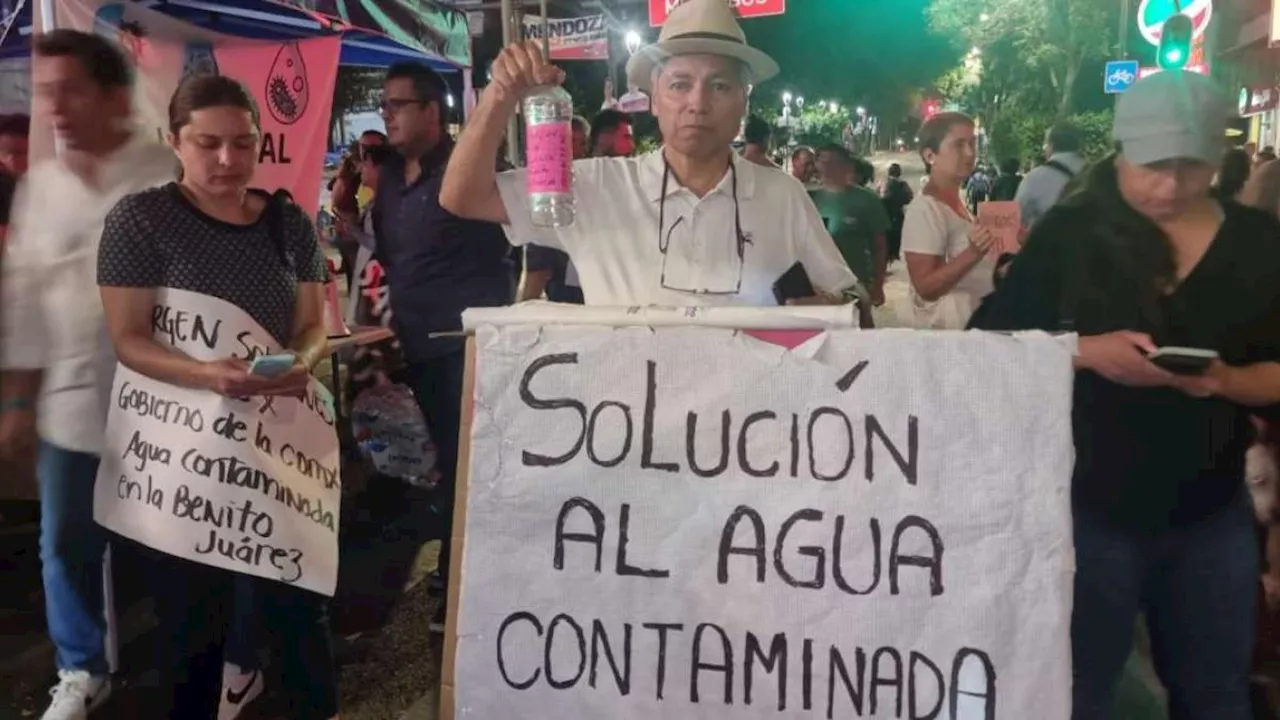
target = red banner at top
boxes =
[649,0,785,27]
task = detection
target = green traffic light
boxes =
[1158,13,1193,70]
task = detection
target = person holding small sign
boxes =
[901,111,998,329]
[440,0,857,308]
[96,75,339,719]
[973,70,1280,719]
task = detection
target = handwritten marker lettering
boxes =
[94,289,341,596]
[451,325,1074,718]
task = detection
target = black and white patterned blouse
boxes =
[98,183,329,346]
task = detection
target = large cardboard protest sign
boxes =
[445,326,1075,719]
[94,289,341,596]
[32,1,340,216]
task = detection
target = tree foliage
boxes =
[928,0,1119,164]
[751,99,850,150]
[929,0,1117,118]
[985,106,1112,164]
[329,67,385,145]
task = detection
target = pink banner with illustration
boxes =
[33,0,340,216]
[212,39,340,217]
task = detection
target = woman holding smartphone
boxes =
[97,75,338,719]
[972,72,1280,719]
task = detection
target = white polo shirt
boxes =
[496,150,856,306]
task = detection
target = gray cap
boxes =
[1113,70,1228,166]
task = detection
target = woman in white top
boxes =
[901,112,997,328]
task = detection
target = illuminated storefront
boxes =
[1217,2,1279,150]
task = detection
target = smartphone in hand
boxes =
[248,352,297,378]
[1147,347,1218,376]
[772,262,815,305]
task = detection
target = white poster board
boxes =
[94,288,341,596]
[454,325,1075,719]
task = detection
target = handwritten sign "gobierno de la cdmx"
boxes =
[94,288,341,596]
[452,325,1075,720]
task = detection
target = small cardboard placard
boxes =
[978,201,1022,256]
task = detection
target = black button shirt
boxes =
[372,140,512,361]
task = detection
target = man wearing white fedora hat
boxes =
[441,0,857,307]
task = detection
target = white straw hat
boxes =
[625,0,779,92]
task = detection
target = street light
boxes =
[779,92,794,128]
[624,30,643,55]
[856,105,866,116]
[979,12,990,22]
[795,96,805,110]
[829,101,839,113]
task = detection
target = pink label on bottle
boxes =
[526,123,572,194]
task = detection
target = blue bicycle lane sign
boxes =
[1104,60,1140,94]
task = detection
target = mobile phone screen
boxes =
[249,353,296,378]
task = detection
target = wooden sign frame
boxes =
[439,337,475,720]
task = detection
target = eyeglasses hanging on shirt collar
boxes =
[657,155,751,295]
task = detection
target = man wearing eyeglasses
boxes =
[441,0,856,307]
[373,62,512,632]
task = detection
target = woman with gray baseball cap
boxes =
[973,70,1280,718]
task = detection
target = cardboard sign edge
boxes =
[440,336,476,720]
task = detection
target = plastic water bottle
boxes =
[523,85,576,228]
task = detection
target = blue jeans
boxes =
[1072,491,1258,720]
[38,441,108,675]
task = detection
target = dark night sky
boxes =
[740,0,957,110]
[470,1,959,119]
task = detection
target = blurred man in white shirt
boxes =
[0,30,174,720]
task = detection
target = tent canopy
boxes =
[0,0,466,69]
